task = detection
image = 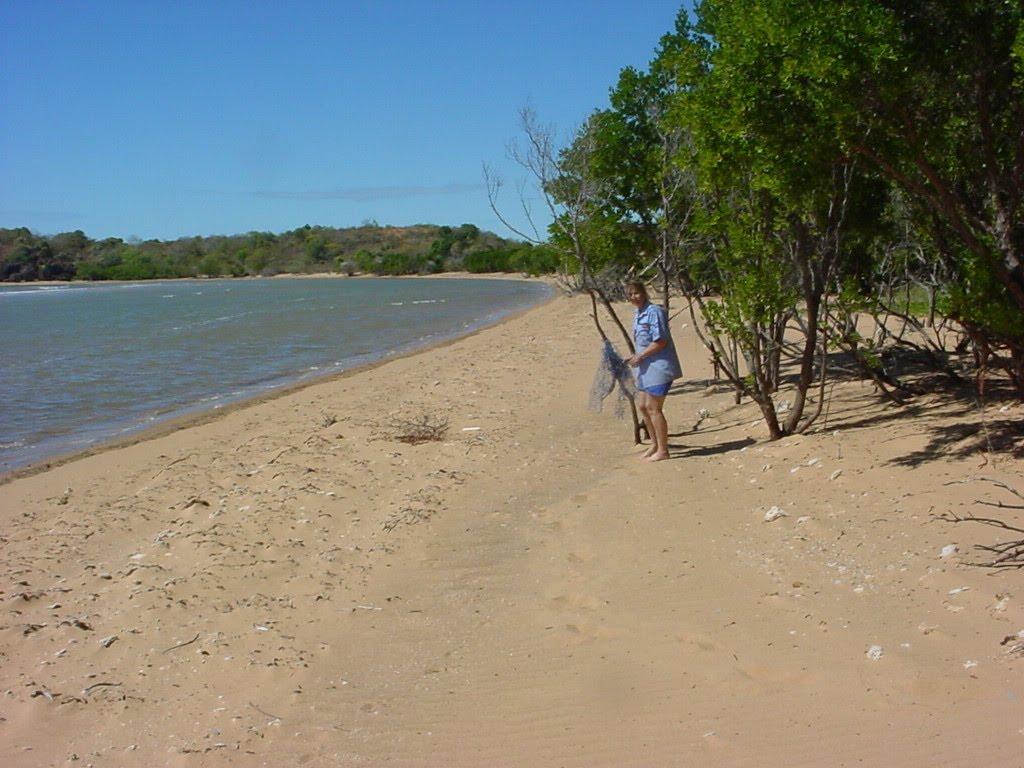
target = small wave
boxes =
[161,294,176,298]
[170,310,255,332]
[0,286,70,298]
[390,301,404,306]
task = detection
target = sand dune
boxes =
[2,291,1022,767]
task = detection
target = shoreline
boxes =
[0,270,549,288]
[0,275,556,485]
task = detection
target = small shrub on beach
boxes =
[389,415,449,445]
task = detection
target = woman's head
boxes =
[625,281,648,306]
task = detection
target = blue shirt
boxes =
[633,302,682,388]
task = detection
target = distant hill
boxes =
[0,223,559,281]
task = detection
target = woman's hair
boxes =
[625,280,648,298]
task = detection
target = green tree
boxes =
[694,0,1024,386]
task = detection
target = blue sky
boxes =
[1,1,688,242]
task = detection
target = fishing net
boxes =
[588,339,636,418]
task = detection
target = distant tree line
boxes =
[0,222,560,282]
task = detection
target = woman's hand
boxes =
[628,339,665,367]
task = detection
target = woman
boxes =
[625,281,682,461]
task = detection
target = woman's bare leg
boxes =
[636,392,659,458]
[645,394,670,461]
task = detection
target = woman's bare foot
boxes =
[645,451,670,462]
[641,445,659,459]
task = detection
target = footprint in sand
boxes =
[676,631,716,652]
[735,664,815,687]
[550,593,603,612]
[562,622,624,641]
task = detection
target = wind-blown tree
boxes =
[487,108,653,439]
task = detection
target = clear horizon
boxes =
[1,1,689,243]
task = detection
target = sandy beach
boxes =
[2,289,1023,767]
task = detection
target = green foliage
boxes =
[943,252,1024,343]
[509,243,561,275]
[462,249,511,273]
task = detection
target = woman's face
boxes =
[627,286,647,307]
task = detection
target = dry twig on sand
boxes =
[151,453,198,480]
[383,507,433,532]
[936,477,1024,568]
[249,701,283,721]
[161,632,200,654]
[942,476,1024,508]
[82,682,122,696]
[266,446,296,464]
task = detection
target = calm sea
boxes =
[0,277,551,472]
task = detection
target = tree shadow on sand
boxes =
[880,371,1023,467]
[664,437,756,459]
[654,344,1021,465]
[773,346,1024,467]
[666,379,734,397]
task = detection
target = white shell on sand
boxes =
[764,506,787,522]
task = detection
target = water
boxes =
[0,277,551,472]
